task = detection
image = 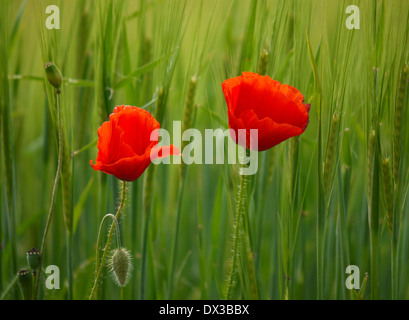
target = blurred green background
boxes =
[1,0,409,300]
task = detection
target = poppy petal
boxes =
[90,106,167,181]
[90,154,151,182]
[95,117,136,165]
[150,145,181,161]
[111,106,160,156]
[222,72,310,151]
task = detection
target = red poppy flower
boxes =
[90,105,179,181]
[222,72,310,151]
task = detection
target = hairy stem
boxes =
[225,173,247,299]
[89,181,126,300]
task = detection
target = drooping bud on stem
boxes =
[109,247,132,287]
[45,62,63,90]
[18,269,33,300]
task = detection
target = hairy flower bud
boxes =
[109,248,132,287]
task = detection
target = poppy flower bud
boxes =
[45,62,63,89]
[109,248,132,287]
[26,248,41,270]
[18,269,33,300]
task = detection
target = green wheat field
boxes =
[1,0,409,300]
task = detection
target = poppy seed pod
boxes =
[26,248,41,270]
[45,62,63,89]
[109,248,132,287]
[18,269,33,300]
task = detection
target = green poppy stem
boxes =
[140,165,155,300]
[33,90,63,300]
[225,173,247,299]
[89,180,126,300]
[166,177,186,299]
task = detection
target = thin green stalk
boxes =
[66,155,75,300]
[337,164,351,299]
[391,169,402,300]
[139,200,151,300]
[167,76,197,299]
[316,200,325,300]
[0,274,18,300]
[0,1,18,297]
[60,97,73,302]
[255,152,269,268]
[284,137,300,300]
[317,93,325,301]
[306,27,325,300]
[71,138,98,157]
[34,91,63,300]
[166,179,186,299]
[391,64,408,299]
[140,165,155,300]
[129,182,139,300]
[225,173,247,300]
[0,149,2,293]
[391,231,398,299]
[369,142,380,300]
[242,218,259,299]
[382,157,397,298]
[66,232,73,300]
[237,0,257,74]
[89,181,126,300]
[140,84,167,300]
